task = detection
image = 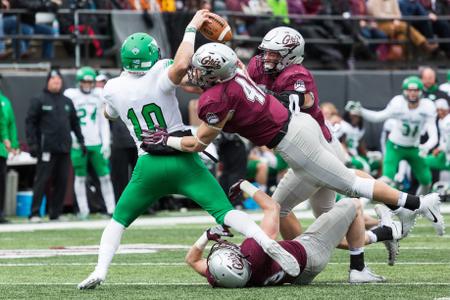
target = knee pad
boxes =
[351,177,374,199]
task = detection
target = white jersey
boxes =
[361,95,437,148]
[103,59,184,156]
[438,114,450,157]
[64,87,110,147]
[338,120,365,156]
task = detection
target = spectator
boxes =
[25,69,85,222]
[367,0,438,55]
[420,66,450,102]
[0,89,19,223]
[5,0,61,59]
[0,0,13,59]
[419,0,450,57]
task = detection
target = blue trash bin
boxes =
[16,191,46,217]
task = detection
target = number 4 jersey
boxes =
[102,59,184,156]
[362,95,436,147]
[64,87,109,147]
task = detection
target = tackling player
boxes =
[64,67,115,219]
[186,180,400,285]
[141,43,444,239]
[78,10,300,290]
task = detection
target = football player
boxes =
[78,10,300,290]
[141,43,444,240]
[425,98,450,172]
[345,76,437,197]
[64,66,115,219]
[186,180,400,286]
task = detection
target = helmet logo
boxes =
[226,252,244,270]
[200,55,221,69]
[282,35,300,48]
[131,47,140,55]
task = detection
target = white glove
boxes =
[418,145,429,158]
[344,100,362,114]
[101,144,111,159]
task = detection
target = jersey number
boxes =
[235,76,265,105]
[401,123,419,137]
[127,103,167,140]
[77,107,97,126]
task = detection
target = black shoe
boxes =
[0,217,10,224]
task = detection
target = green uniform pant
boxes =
[425,152,450,171]
[383,140,432,185]
[71,145,110,177]
[113,152,234,227]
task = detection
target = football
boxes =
[199,13,233,43]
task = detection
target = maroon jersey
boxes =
[206,238,307,287]
[248,56,332,142]
[197,73,289,146]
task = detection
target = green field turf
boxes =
[0,213,449,300]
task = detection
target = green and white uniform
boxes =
[426,114,450,170]
[103,59,233,227]
[64,87,115,216]
[337,120,371,173]
[361,95,437,185]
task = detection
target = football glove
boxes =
[206,225,234,241]
[141,126,169,146]
[344,101,362,114]
[418,145,429,158]
[101,144,111,159]
[228,179,244,202]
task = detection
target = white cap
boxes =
[435,98,449,110]
[96,74,109,82]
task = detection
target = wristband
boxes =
[194,232,208,250]
[183,26,197,45]
[240,180,259,198]
[167,136,183,151]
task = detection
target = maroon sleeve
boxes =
[278,67,313,94]
[247,56,259,82]
[197,90,230,126]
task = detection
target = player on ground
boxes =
[78,11,300,290]
[141,43,444,239]
[64,67,115,219]
[186,180,401,285]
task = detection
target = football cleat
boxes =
[394,207,417,238]
[349,266,386,283]
[374,205,402,266]
[77,272,105,290]
[417,193,445,236]
[263,241,300,277]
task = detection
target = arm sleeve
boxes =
[421,117,438,151]
[69,100,85,145]
[157,59,177,94]
[102,85,120,119]
[7,102,19,148]
[25,97,41,148]
[361,104,394,123]
[99,106,111,146]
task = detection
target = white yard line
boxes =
[0,282,448,286]
[0,204,448,233]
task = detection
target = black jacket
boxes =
[25,89,84,154]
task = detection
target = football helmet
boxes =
[207,241,251,288]
[258,26,305,73]
[189,43,238,88]
[121,32,160,74]
[402,76,423,103]
[76,66,96,94]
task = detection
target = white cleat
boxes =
[417,193,445,236]
[374,205,402,266]
[77,272,105,290]
[263,241,300,277]
[349,266,386,283]
[394,207,417,238]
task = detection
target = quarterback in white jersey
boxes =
[346,76,437,195]
[64,66,115,219]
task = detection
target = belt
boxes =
[266,113,291,149]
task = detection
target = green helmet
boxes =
[402,76,423,102]
[121,33,160,73]
[76,66,96,82]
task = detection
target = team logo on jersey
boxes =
[206,112,220,125]
[294,80,306,92]
[131,47,140,55]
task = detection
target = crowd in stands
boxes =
[0,0,449,66]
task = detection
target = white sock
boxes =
[397,192,407,207]
[224,210,273,250]
[349,247,364,255]
[74,176,89,215]
[99,175,116,214]
[366,231,377,244]
[94,219,125,278]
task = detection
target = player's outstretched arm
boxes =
[168,9,211,85]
